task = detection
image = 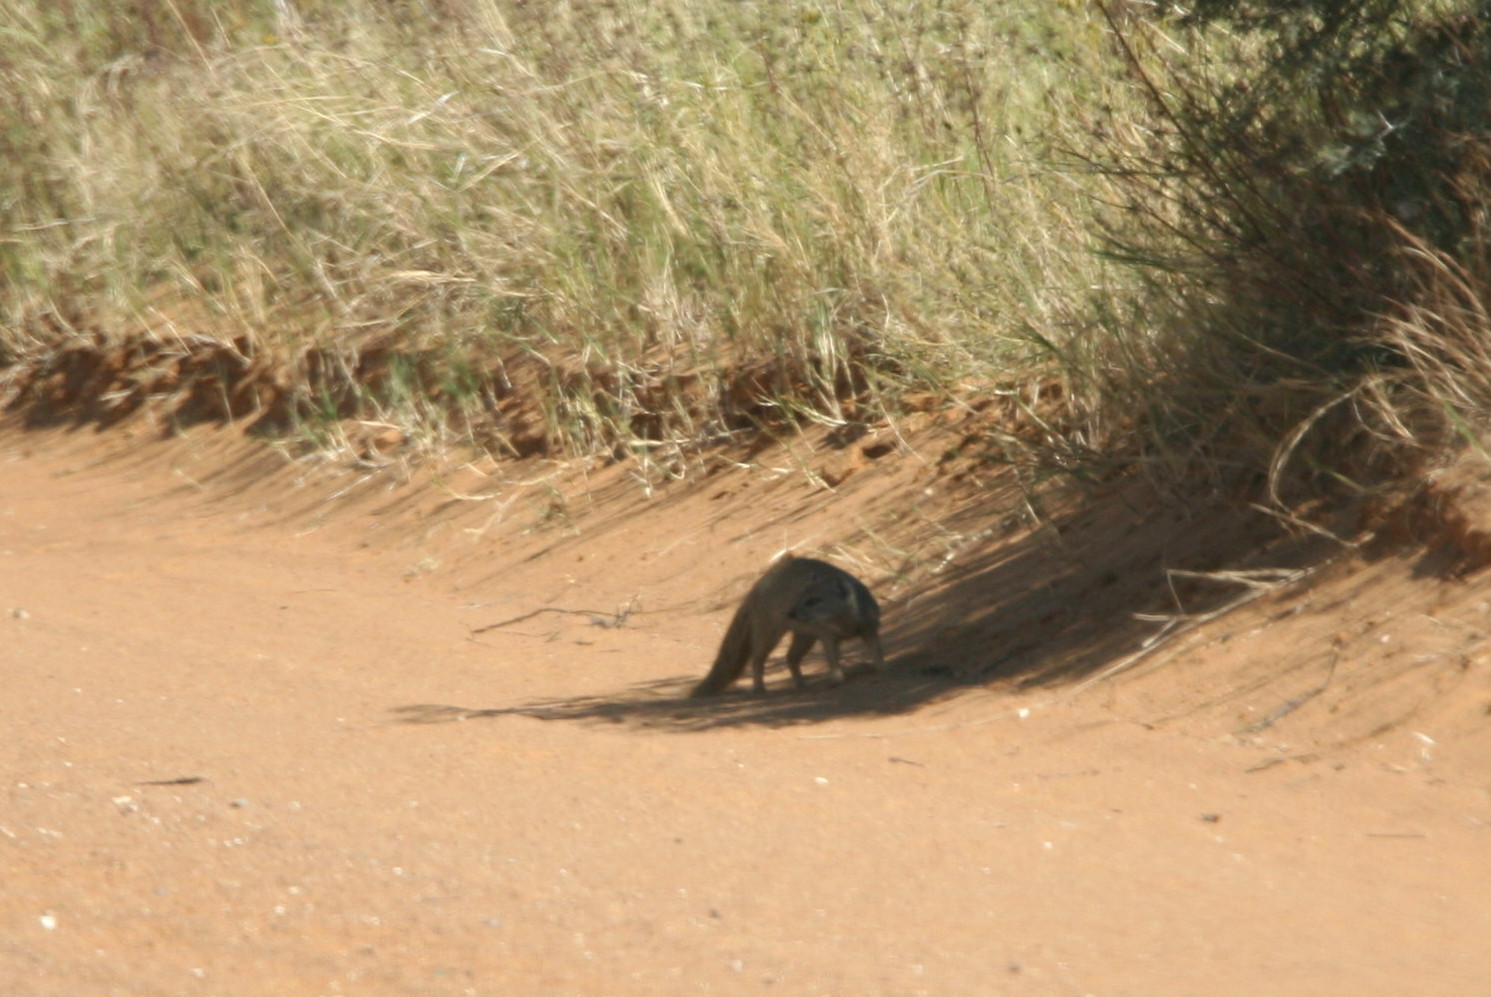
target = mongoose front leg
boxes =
[820,634,845,686]
[784,631,817,688]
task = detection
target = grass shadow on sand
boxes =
[392,479,1345,731]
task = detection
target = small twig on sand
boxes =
[472,597,638,635]
[1236,649,1341,735]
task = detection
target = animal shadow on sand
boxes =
[393,482,1347,732]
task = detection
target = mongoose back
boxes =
[691,554,885,696]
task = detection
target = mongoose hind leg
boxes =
[749,636,773,695]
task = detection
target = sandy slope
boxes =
[3,419,1488,996]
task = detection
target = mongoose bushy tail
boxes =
[690,587,763,696]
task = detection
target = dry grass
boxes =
[7,0,1489,516]
[0,0,1124,467]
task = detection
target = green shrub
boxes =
[1089,0,1491,496]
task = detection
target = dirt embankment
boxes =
[3,415,1489,996]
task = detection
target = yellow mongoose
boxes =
[691,554,886,696]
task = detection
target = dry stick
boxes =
[1067,566,1312,697]
[472,598,637,635]
[1236,649,1341,734]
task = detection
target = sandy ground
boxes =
[3,417,1489,996]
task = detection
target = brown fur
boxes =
[691,554,885,696]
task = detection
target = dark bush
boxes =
[1094,0,1491,495]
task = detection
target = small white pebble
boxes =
[38,913,57,931]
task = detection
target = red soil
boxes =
[3,417,1488,995]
